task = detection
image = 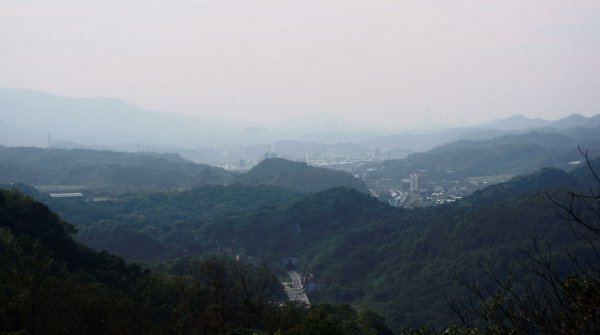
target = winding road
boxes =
[284,270,310,305]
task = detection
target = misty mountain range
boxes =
[1,87,599,165]
[2,87,600,333]
[481,113,600,130]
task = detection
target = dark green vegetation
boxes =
[193,166,595,329]
[44,184,305,261]
[399,155,600,334]
[0,189,394,335]
[0,146,368,194]
[21,148,600,331]
[3,140,600,332]
[0,146,235,192]
[239,158,369,194]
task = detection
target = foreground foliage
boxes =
[0,189,393,334]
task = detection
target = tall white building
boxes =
[410,172,419,192]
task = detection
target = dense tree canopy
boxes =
[10,158,594,330]
[0,189,394,334]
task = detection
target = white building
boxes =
[410,172,420,192]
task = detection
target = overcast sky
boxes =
[1,0,599,127]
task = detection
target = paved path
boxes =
[284,270,310,305]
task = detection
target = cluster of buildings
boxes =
[367,169,515,208]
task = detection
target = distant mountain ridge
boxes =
[0,146,367,194]
[0,87,245,147]
[0,88,386,150]
[358,116,600,153]
[360,127,508,152]
[3,87,599,161]
[482,113,600,130]
[0,145,236,191]
[365,130,600,184]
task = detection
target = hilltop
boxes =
[0,145,236,192]
[238,158,369,193]
[363,130,600,186]
[0,147,368,194]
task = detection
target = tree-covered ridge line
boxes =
[0,188,395,334]
[0,146,369,194]
[363,132,600,184]
[47,184,305,261]
[240,158,369,194]
[0,145,236,191]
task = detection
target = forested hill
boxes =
[0,146,236,191]
[0,188,396,335]
[45,184,305,260]
[367,131,600,182]
[238,158,369,193]
[0,189,160,333]
[0,146,368,194]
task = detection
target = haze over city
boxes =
[3,1,600,334]
[2,0,599,127]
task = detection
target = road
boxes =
[284,270,310,305]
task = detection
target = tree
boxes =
[449,148,600,334]
[174,256,284,334]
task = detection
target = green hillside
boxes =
[366,133,600,184]
[0,147,368,195]
[0,189,393,335]
[0,146,236,192]
[238,158,369,194]
[44,184,304,261]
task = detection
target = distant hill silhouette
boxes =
[0,146,236,191]
[482,113,600,130]
[0,87,241,147]
[481,115,551,130]
[238,158,369,193]
[360,127,507,152]
[366,130,600,183]
[0,146,368,194]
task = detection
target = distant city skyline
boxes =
[1,1,599,127]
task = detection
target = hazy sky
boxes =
[1,0,599,127]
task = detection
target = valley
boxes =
[3,3,600,333]
[2,124,599,331]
